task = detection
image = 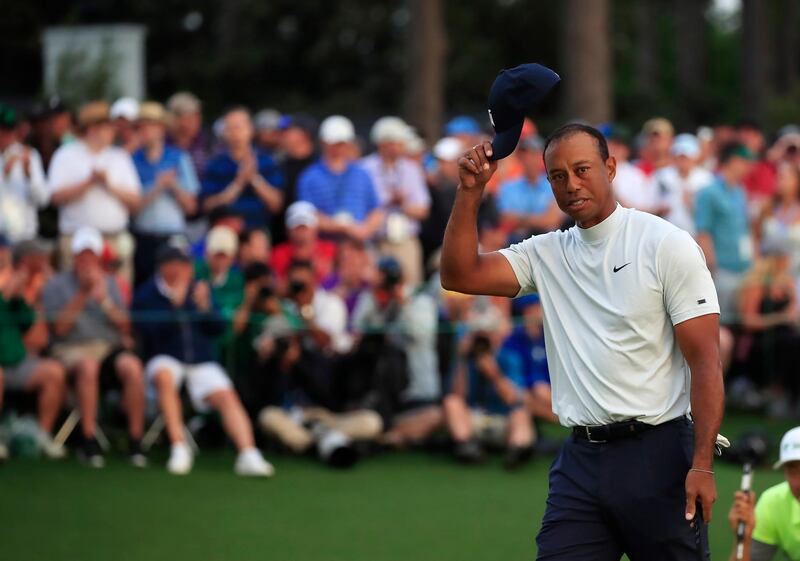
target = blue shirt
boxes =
[497,175,554,216]
[297,159,379,223]
[201,149,284,228]
[694,177,752,273]
[132,145,199,234]
[497,326,550,389]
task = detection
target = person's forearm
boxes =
[361,209,385,238]
[232,302,253,335]
[441,186,483,291]
[171,187,197,215]
[252,178,283,213]
[53,292,88,337]
[690,354,724,469]
[107,185,142,212]
[203,182,241,211]
[101,299,131,334]
[402,204,429,221]
[50,179,92,206]
[138,186,164,211]
[697,233,717,272]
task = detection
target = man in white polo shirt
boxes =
[441,123,724,560]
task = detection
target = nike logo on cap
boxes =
[613,263,631,273]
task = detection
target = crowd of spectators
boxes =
[0,92,798,473]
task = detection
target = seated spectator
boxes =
[258,260,381,467]
[132,241,273,476]
[737,247,800,417]
[755,162,800,286]
[41,226,146,468]
[166,92,211,180]
[497,136,562,242]
[297,116,383,241]
[361,117,430,285]
[13,239,53,355]
[238,227,271,268]
[271,201,337,283]
[351,257,442,446]
[655,133,714,235]
[194,225,244,317]
[0,103,49,242]
[727,426,800,561]
[608,126,663,215]
[636,117,675,176]
[253,109,282,154]
[322,236,374,321]
[131,102,199,287]
[0,236,66,461]
[47,101,142,284]
[201,107,284,229]
[110,97,140,154]
[191,206,246,259]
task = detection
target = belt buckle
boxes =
[585,426,607,443]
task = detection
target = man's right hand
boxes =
[458,140,498,190]
[728,490,756,540]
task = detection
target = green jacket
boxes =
[0,295,35,367]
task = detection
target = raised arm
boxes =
[440,140,520,297]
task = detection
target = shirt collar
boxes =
[575,203,626,243]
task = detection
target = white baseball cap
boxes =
[319,115,355,144]
[206,225,238,257]
[71,226,104,255]
[775,427,800,469]
[672,133,700,158]
[285,201,318,229]
[433,137,464,162]
[370,116,410,144]
[110,97,139,121]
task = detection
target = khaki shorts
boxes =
[50,340,113,370]
[3,355,41,390]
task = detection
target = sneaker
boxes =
[37,432,67,460]
[128,440,148,468]
[234,448,275,477]
[0,442,8,462]
[167,442,193,475]
[503,445,533,470]
[454,439,485,464]
[78,438,105,468]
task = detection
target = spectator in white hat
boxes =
[271,201,337,283]
[41,226,146,468]
[110,97,140,154]
[297,115,383,242]
[360,116,430,286]
[166,91,211,180]
[727,426,800,561]
[654,133,714,236]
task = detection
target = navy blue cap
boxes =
[487,63,560,161]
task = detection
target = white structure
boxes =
[43,25,147,101]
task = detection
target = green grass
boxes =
[0,414,792,561]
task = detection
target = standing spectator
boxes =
[497,136,562,241]
[42,227,146,468]
[736,119,776,205]
[253,109,282,154]
[201,107,284,229]
[0,236,67,460]
[131,102,199,287]
[271,201,337,283]
[655,133,714,235]
[110,97,140,154]
[609,127,663,215]
[695,143,756,323]
[133,242,274,476]
[0,103,49,242]
[271,114,317,245]
[47,101,142,284]
[755,162,800,288]
[636,117,675,176]
[166,92,211,180]
[360,117,430,285]
[297,116,383,241]
[420,137,463,263]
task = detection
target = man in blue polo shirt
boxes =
[297,116,383,241]
[497,136,564,242]
[695,143,755,324]
[201,107,284,229]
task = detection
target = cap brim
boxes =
[490,120,524,161]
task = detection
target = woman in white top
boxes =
[755,162,800,289]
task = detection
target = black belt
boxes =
[572,417,685,443]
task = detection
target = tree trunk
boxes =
[561,0,612,123]
[634,0,659,103]
[774,0,798,94]
[674,0,709,116]
[741,0,771,121]
[404,0,447,143]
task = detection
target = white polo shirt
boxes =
[499,205,719,427]
[48,141,141,234]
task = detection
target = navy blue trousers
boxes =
[536,418,710,561]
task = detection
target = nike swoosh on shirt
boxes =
[613,263,631,273]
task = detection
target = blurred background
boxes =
[1,1,799,560]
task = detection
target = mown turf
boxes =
[0,414,791,561]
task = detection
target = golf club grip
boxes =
[736,463,753,560]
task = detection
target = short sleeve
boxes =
[752,489,780,546]
[694,186,714,234]
[498,238,538,296]
[115,151,142,193]
[47,147,73,194]
[178,153,200,194]
[656,229,720,325]
[403,161,430,207]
